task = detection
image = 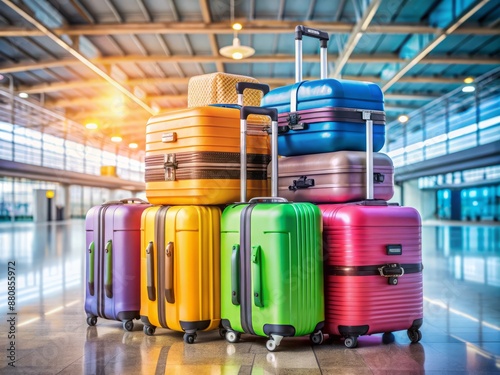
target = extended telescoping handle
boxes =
[363,110,374,200]
[295,25,330,82]
[236,82,270,106]
[240,106,279,202]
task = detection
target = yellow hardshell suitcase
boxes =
[187,73,263,108]
[145,83,271,205]
[140,205,222,343]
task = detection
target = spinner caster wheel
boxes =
[183,333,197,344]
[344,336,358,348]
[123,320,134,331]
[86,316,97,326]
[407,329,422,343]
[225,330,240,343]
[310,331,324,345]
[143,325,156,336]
[219,328,227,338]
[266,339,277,352]
[382,332,395,344]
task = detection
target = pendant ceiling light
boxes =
[219,0,255,60]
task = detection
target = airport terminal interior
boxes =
[0,0,499,374]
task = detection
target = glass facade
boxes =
[434,184,499,222]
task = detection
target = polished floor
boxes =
[0,219,499,374]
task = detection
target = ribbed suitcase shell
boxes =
[140,205,221,340]
[188,73,263,108]
[220,201,324,342]
[318,202,423,344]
[145,106,270,205]
[261,79,385,156]
[84,200,150,329]
[274,151,394,203]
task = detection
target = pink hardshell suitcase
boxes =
[318,111,423,348]
[274,150,394,203]
[84,198,151,331]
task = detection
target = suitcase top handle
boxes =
[294,25,329,82]
[240,106,279,201]
[103,198,149,205]
[295,25,329,46]
[236,82,270,106]
[241,106,278,122]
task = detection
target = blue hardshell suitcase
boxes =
[261,25,385,156]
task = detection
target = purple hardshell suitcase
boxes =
[274,150,394,203]
[84,198,150,331]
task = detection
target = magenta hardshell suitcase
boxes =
[319,111,423,348]
[274,150,394,203]
[84,198,151,331]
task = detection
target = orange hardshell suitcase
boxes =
[145,83,271,205]
[187,73,263,108]
[140,205,222,343]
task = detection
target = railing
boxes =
[385,67,500,169]
[0,88,145,183]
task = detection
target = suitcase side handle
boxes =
[165,242,175,304]
[251,246,264,307]
[240,106,279,201]
[289,176,315,191]
[146,241,156,301]
[294,25,329,82]
[231,245,240,306]
[104,240,113,298]
[88,241,95,296]
[236,82,270,106]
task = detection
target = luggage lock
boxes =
[378,263,404,285]
[164,154,178,181]
[286,112,307,131]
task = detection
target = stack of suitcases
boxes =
[260,25,424,349]
[84,25,423,351]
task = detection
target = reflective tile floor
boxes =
[0,220,499,374]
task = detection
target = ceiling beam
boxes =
[19,75,470,95]
[199,0,224,72]
[381,0,491,93]
[332,0,381,78]
[2,54,497,75]
[0,21,497,37]
[2,0,156,116]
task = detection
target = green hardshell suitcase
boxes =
[220,104,325,351]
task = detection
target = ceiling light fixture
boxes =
[18,92,28,98]
[219,0,254,60]
[398,114,409,123]
[462,85,475,93]
[111,135,122,143]
[463,77,474,84]
[128,143,138,149]
[85,122,98,130]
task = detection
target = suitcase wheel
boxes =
[266,334,283,352]
[219,328,227,338]
[310,331,324,345]
[382,332,395,344]
[86,316,97,327]
[344,336,358,349]
[183,333,197,344]
[143,325,156,336]
[122,320,134,332]
[407,329,422,343]
[225,330,241,344]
